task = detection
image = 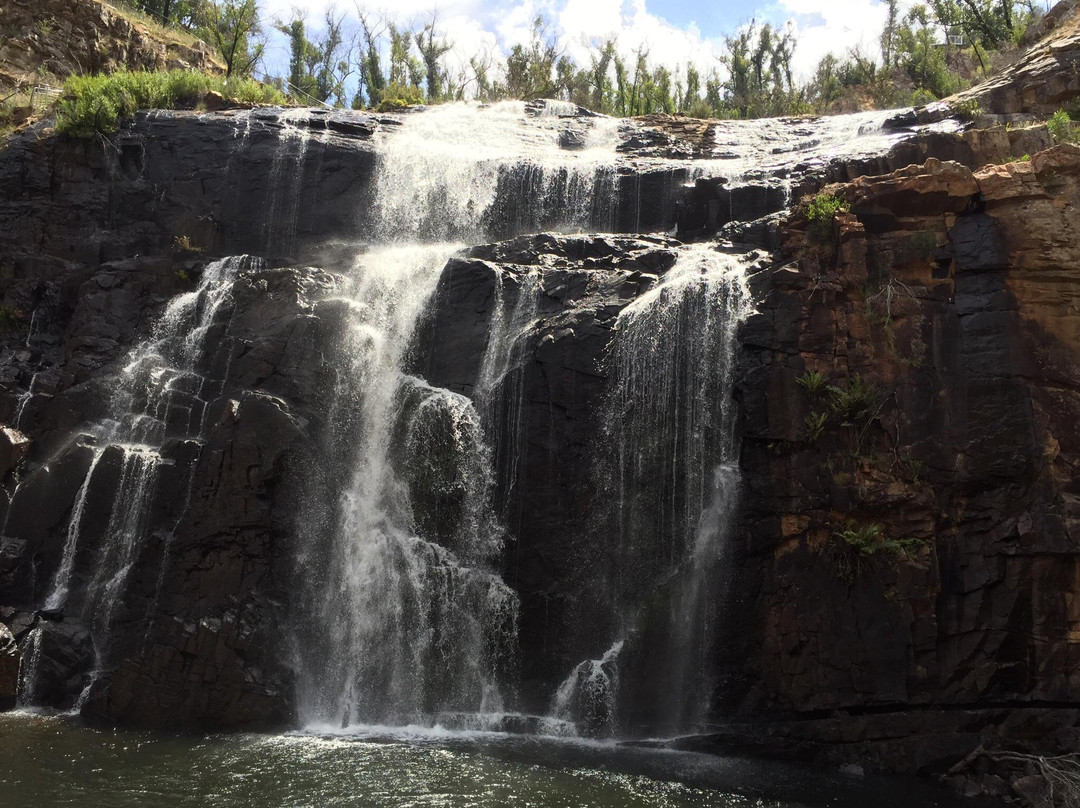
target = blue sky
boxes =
[258,0,902,91]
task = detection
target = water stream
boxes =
[16,256,254,704]
[294,101,626,730]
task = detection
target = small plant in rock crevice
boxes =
[804,411,828,442]
[827,374,879,424]
[172,235,203,254]
[829,520,927,582]
[796,370,826,394]
[804,192,851,244]
[0,304,23,332]
[950,98,981,121]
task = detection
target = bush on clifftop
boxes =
[56,70,287,138]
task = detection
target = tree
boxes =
[588,39,617,114]
[504,15,561,99]
[810,53,842,109]
[356,10,386,107]
[414,11,453,102]
[202,0,263,79]
[276,16,318,98]
[681,64,700,113]
[720,21,801,118]
[881,0,901,68]
[897,5,957,97]
[313,9,352,105]
[135,0,204,28]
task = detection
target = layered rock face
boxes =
[0,0,222,93]
[0,66,1077,806]
[724,148,1080,779]
[948,0,1080,116]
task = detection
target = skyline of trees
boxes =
[123,0,1050,118]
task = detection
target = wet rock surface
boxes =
[420,233,686,700]
[0,72,1076,808]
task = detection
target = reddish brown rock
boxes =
[729,146,1080,775]
[0,0,223,93]
[945,1,1080,115]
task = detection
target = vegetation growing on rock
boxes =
[55,70,285,137]
[12,0,1054,117]
[805,193,851,244]
[1047,108,1078,143]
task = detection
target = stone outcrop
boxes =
[0,257,340,727]
[722,147,1080,798]
[941,1,1080,116]
[0,623,18,709]
[0,0,222,93]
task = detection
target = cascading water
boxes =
[552,245,755,736]
[294,244,522,727]
[294,101,626,730]
[16,256,254,705]
[263,110,320,257]
[3,100,954,739]
[369,101,622,243]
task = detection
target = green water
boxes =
[0,713,973,807]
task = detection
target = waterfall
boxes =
[16,256,253,704]
[370,101,621,242]
[550,640,624,737]
[474,268,543,507]
[5,101,952,731]
[295,244,521,727]
[263,109,319,256]
[16,625,43,705]
[294,101,630,729]
[551,244,755,736]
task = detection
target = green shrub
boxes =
[56,70,288,138]
[1047,109,1077,145]
[950,98,981,121]
[805,192,851,243]
[805,411,828,442]
[376,82,425,112]
[826,374,879,423]
[909,88,936,107]
[831,520,927,581]
[796,370,827,394]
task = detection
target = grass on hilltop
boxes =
[56,70,288,137]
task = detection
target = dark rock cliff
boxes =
[0,64,1078,803]
[706,149,1080,799]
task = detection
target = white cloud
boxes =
[775,0,920,81]
[254,0,916,101]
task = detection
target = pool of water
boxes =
[0,712,978,807]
